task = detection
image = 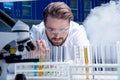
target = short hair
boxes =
[43,2,74,22]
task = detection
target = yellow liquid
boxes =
[84,47,89,80]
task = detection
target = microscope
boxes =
[0,9,36,80]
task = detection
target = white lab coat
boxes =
[30,21,90,62]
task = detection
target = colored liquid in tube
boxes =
[84,47,89,80]
[38,54,44,76]
[38,65,43,76]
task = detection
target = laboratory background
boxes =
[1,0,120,80]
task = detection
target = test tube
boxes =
[37,43,44,76]
[58,46,64,62]
[55,46,59,62]
[84,46,89,80]
[74,46,81,64]
[45,48,50,62]
[100,45,105,71]
[116,42,120,80]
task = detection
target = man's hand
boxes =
[36,40,47,54]
[33,40,50,62]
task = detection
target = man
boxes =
[30,2,90,62]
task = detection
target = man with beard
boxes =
[30,2,90,62]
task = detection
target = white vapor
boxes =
[83,0,120,45]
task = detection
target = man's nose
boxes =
[53,32,60,38]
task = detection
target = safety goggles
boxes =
[45,26,69,34]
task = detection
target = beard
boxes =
[48,37,66,46]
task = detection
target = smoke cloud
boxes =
[83,0,120,45]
